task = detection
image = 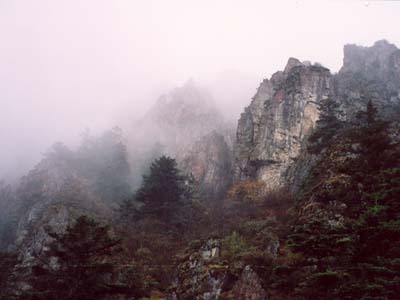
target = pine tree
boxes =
[352,100,396,172]
[134,156,186,223]
[288,101,400,300]
[308,98,344,153]
[24,216,133,300]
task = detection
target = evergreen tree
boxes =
[24,216,134,300]
[287,101,400,300]
[308,98,344,153]
[351,100,396,172]
[134,156,186,224]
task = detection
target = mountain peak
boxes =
[340,39,399,74]
[284,57,303,73]
[373,39,397,49]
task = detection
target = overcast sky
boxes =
[1,0,400,181]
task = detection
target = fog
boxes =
[1,0,399,182]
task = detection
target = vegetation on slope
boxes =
[0,101,399,300]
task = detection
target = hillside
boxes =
[0,40,399,300]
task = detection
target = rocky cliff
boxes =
[170,239,267,300]
[3,39,400,300]
[131,80,234,199]
[180,132,232,200]
[14,146,111,263]
[234,58,331,189]
[234,40,400,190]
[335,39,400,119]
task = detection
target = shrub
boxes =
[222,231,249,262]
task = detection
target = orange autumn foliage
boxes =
[227,179,265,206]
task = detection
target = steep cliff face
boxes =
[335,39,400,119]
[234,58,331,189]
[286,40,400,192]
[131,80,234,199]
[235,40,400,190]
[180,132,232,200]
[340,40,400,83]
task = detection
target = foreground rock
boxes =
[170,239,267,300]
[232,266,267,300]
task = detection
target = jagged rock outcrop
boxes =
[340,40,400,84]
[286,40,400,192]
[172,239,228,300]
[175,40,400,297]
[141,80,229,155]
[232,266,267,300]
[235,40,400,189]
[335,39,400,119]
[14,147,111,263]
[9,161,115,299]
[234,58,331,189]
[130,80,234,199]
[4,133,130,296]
[171,239,268,300]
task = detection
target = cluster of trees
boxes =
[0,154,204,299]
[20,216,138,300]
[208,99,400,300]
[0,215,150,300]
[285,100,400,299]
[118,156,208,293]
[0,99,398,300]
[307,97,344,154]
[39,127,132,205]
[76,128,131,204]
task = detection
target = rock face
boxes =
[14,149,109,263]
[234,58,331,189]
[234,40,400,189]
[172,239,268,300]
[140,80,229,157]
[335,39,400,119]
[232,266,267,300]
[131,80,234,199]
[173,239,228,300]
[340,40,400,82]
[180,132,232,200]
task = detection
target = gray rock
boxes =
[180,132,232,200]
[199,238,221,260]
[234,58,331,189]
[14,154,109,264]
[233,265,267,300]
[130,80,235,199]
[234,40,400,190]
[335,39,400,120]
[172,238,228,300]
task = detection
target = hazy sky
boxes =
[1,0,400,181]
